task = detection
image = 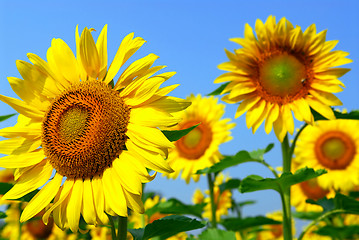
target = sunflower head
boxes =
[0,24,190,232]
[216,16,352,141]
[163,94,235,183]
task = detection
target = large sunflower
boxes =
[0,25,190,232]
[293,119,359,191]
[215,16,351,141]
[163,94,235,183]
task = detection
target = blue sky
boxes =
[0,0,358,233]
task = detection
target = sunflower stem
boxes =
[117,216,128,240]
[107,214,117,240]
[281,134,293,240]
[207,173,217,228]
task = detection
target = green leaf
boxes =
[0,182,39,202]
[196,144,274,174]
[221,216,281,231]
[219,179,241,193]
[128,215,205,240]
[306,193,359,214]
[314,225,359,239]
[238,200,256,207]
[292,211,322,220]
[240,167,326,193]
[0,212,6,219]
[306,198,334,213]
[162,124,199,142]
[0,113,16,122]
[207,82,230,96]
[198,228,236,240]
[312,109,359,121]
[145,198,206,219]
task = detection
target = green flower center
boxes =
[322,138,347,161]
[183,128,202,148]
[260,54,306,97]
[59,107,88,142]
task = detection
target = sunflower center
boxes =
[315,131,356,170]
[42,80,130,179]
[260,54,306,98]
[176,120,212,160]
[300,179,329,200]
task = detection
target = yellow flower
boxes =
[164,94,235,183]
[1,204,74,240]
[193,173,232,222]
[293,119,359,191]
[0,25,190,232]
[215,16,351,142]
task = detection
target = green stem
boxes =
[298,209,349,240]
[254,159,280,178]
[281,134,292,240]
[107,214,117,240]
[118,216,128,240]
[207,173,217,228]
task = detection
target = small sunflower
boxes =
[0,25,190,232]
[216,16,351,141]
[192,173,232,222]
[294,119,359,191]
[163,94,235,183]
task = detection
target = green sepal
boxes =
[0,113,16,122]
[206,82,230,96]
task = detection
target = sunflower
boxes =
[192,173,232,222]
[0,25,190,232]
[215,16,351,142]
[293,119,359,191]
[291,162,335,212]
[255,211,295,240]
[163,94,235,183]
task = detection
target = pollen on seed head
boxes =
[42,80,131,179]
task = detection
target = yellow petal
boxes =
[51,38,80,84]
[124,191,144,214]
[80,27,100,79]
[0,137,41,155]
[234,96,261,119]
[305,96,335,120]
[311,82,343,93]
[3,160,53,200]
[130,107,180,128]
[0,95,43,120]
[127,124,174,149]
[75,25,88,81]
[265,103,279,134]
[0,150,45,168]
[144,96,191,113]
[115,53,159,89]
[20,173,62,222]
[273,113,287,142]
[43,179,74,225]
[66,179,83,232]
[104,33,145,84]
[91,177,108,224]
[228,82,257,99]
[81,179,97,225]
[126,140,173,173]
[0,124,42,138]
[246,100,265,128]
[112,156,142,195]
[294,98,313,124]
[96,24,108,81]
[252,102,270,134]
[309,90,342,106]
[102,168,128,216]
[282,105,295,135]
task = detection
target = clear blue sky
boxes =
[0,0,358,233]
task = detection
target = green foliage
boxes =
[219,179,241,193]
[162,124,199,142]
[206,82,230,96]
[198,228,236,240]
[128,215,205,240]
[0,113,16,122]
[307,193,359,214]
[292,211,322,220]
[196,144,274,174]
[0,212,6,219]
[240,167,326,193]
[314,225,359,239]
[221,216,281,231]
[145,198,206,219]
